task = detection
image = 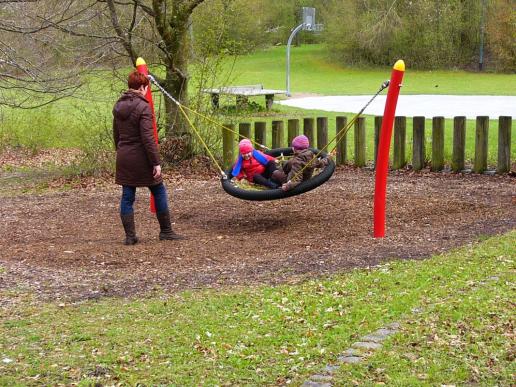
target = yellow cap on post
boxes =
[393,59,405,71]
[136,57,146,66]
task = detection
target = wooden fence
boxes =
[221,116,513,174]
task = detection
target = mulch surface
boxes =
[0,164,514,306]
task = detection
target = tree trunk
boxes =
[164,65,188,137]
[163,26,190,138]
[158,7,195,160]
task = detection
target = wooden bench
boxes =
[202,84,287,110]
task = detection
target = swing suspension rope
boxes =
[179,102,269,151]
[148,74,268,156]
[286,80,390,185]
[149,74,389,184]
[147,75,227,177]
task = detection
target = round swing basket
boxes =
[221,147,335,201]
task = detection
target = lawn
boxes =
[1,44,514,387]
[224,44,516,96]
[0,44,514,165]
[1,231,514,385]
[215,108,513,166]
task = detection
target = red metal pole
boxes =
[135,57,159,213]
[373,60,405,238]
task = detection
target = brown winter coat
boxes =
[113,90,162,187]
[282,148,329,190]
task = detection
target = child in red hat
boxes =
[232,139,281,189]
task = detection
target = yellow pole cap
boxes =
[135,57,146,66]
[393,59,405,71]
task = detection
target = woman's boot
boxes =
[156,210,185,240]
[120,213,138,245]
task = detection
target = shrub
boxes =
[322,0,511,70]
[486,0,516,72]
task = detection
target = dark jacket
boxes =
[282,148,329,190]
[113,90,162,187]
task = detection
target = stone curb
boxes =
[302,322,401,386]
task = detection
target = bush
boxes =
[486,0,516,72]
[322,0,515,70]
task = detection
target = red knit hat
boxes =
[239,139,253,154]
[292,135,309,150]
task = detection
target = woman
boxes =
[113,70,183,245]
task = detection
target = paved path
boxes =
[278,95,516,119]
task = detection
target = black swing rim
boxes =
[221,147,335,201]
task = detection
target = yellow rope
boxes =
[284,80,389,184]
[179,104,269,151]
[149,74,387,184]
[286,113,360,185]
[176,103,226,176]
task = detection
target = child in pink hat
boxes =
[231,139,281,189]
[277,135,330,191]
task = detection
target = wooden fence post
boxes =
[222,123,234,170]
[412,116,426,171]
[336,116,347,165]
[303,117,315,146]
[272,120,284,149]
[497,116,512,174]
[354,116,366,167]
[374,116,382,167]
[287,119,299,147]
[238,122,251,141]
[452,116,466,172]
[474,116,489,173]
[254,121,266,148]
[393,116,406,169]
[317,117,328,150]
[431,116,445,172]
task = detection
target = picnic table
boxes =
[202,84,287,110]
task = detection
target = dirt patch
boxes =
[0,166,514,306]
[0,147,81,169]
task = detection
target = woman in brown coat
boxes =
[113,70,183,245]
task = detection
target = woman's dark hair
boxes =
[127,70,150,90]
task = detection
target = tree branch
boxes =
[185,0,205,15]
[106,0,137,64]
[96,0,155,17]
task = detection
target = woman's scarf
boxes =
[231,149,269,177]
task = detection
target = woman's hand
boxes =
[153,165,162,179]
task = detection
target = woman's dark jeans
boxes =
[120,182,168,215]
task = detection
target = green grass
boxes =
[0,44,514,166]
[218,108,514,166]
[224,44,516,95]
[1,231,514,385]
[334,273,515,385]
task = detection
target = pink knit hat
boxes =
[239,139,253,154]
[292,135,309,150]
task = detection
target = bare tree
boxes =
[0,1,90,108]
[105,0,207,137]
[1,0,206,139]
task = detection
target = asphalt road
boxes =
[278,95,516,118]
